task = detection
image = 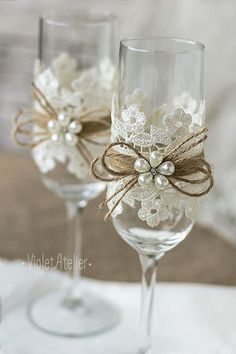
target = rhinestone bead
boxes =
[150,168,158,176]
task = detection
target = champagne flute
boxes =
[94,37,211,353]
[24,10,118,337]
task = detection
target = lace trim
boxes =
[32,52,115,179]
[107,90,205,227]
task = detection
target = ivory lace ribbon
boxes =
[13,82,111,165]
[92,126,214,219]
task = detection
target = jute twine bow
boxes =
[92,126,214,219]
[13,82,111,165]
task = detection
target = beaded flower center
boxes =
[134,151,175,190]
[47,111,82,146]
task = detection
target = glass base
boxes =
[27,289,119,337]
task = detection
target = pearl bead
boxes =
[68,120,82,134]
[149,151,163,168]
[57,111,71,127]
[47,119,60,133]
[155,174,169,190]
[65,132,78,146]
[157,161,175,176]
[134,158,150,173]
[50,133,63,145]
[138,172,153,186]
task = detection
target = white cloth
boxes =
[0,258,235,354]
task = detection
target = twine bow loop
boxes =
[92,126,214,220]
[13,83,111,165]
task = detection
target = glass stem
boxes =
[63,200,86,308]
[138,254,159,354]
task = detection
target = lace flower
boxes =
[60,89,82,111]
[72,68,111,109]
[99,57,116,90]
[173,92,197,115]
[138,199,169,228]
[34,68,59,99]
[164,108,192,136]
[173,92,206,132]
[52,52,78,88]
[121,104,146,132]
[124,89,149,114]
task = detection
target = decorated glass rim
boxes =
[41,9,116,27]
[120,37,205,54]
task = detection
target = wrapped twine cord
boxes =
[13,83,111,165]
[92,126,214,219]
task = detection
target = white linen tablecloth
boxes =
[0,258,235,354]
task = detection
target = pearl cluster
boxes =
[47,111,82,146]
[134,151,175,190]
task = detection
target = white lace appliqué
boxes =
[32,53,115,179]
[107,90,205,227]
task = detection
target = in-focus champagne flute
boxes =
[15,10,119,337]
[93,37,213,353]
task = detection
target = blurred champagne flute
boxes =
[15,9,118,337]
